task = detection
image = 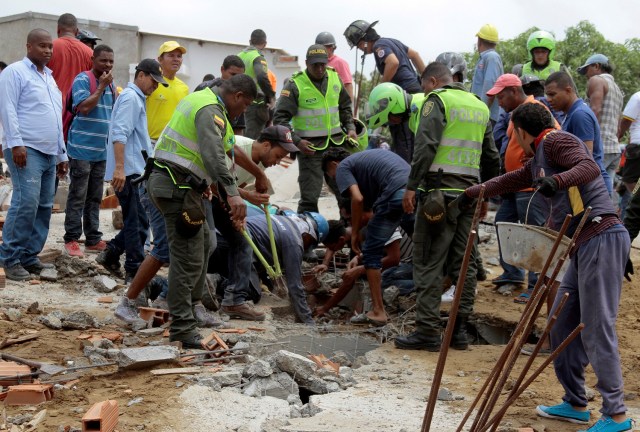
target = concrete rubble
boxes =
[93,275,120,293]
[117,346,180,370]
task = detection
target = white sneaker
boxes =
[441,285,456,303]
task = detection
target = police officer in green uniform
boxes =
[395,62,499,351]
[238,29,275,139]
[273,44,357,213]
[147,74,257,348]
[522,30,567,81]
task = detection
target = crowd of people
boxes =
[0,13,637,432]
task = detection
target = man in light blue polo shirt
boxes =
[472,24,504,126]
[96,59,167,283]
[64,44,116,258]
[0,29,69,281]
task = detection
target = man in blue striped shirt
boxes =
[64,45,116,258]
[0,29,69,281]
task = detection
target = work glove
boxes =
[625,257,634,282]
[533,176,558,197]
[456,192,475,212]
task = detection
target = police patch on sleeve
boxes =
[422,101,435,117]
[280,89,291,97]
[376,48,385,58]
[213,115,225,129]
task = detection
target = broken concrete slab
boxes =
[273,350,317,382]
[117,346,180,370]
[243,372,299,401]
[203,369,242,387]
[93,275,119,293]
[243,359,273,378]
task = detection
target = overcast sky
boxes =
[3,0,639,74]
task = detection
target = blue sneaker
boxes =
[536,401,590,424]
[578,416,634,432]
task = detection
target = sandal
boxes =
[514,291,531,304]
[350,313,387,327]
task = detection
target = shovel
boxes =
[263,204,288,297]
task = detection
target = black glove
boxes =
[533,176,558,197]
[625,257,634,282]
[456,192,475,211]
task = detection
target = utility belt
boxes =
[136,157,209,194]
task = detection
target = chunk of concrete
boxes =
[243,372,299,401]
[39,268,58,282]
[243,360,273,378]
[38,314,63,330]
[62,311,97,330]
[207,369,242,387]
[4,308,22,322]
[137,327,164,337]
[274,350,317,381]
[117,346,180,370]
[93,275,119,293]
[437,387,454,401]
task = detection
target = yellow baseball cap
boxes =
[158,41,187,56]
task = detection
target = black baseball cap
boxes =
[135,58,168,87]
[259,125,299,153]
[306,44,329,64]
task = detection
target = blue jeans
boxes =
[0,147,57,267]
[382,262,414,295]
[106,175,148,274]
[495,191,546,289]
[140,182,169,263]
[362,189,414,269]
[63,158,106,245]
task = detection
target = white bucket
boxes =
[496,222,571,281]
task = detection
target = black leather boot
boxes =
[451,314,469,350]
[395,331,441,352]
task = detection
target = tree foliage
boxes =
[465,21,640,102]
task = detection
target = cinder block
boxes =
[82,399,119,432]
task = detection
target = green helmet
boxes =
[527,30,556,61]
[366,83,410,129]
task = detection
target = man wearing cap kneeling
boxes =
[147,74,257,348]
[273,44,357,214]
[99,59,168,283]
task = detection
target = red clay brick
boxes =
[82,399,119,432]
[138,307,170,327]
[4,384,54,405]
[0,361,33,386]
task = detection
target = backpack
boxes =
[62,71,115,143]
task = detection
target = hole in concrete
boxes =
[298,386,314,404]
[275,334,380,362]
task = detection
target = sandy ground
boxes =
[1,161,640,431]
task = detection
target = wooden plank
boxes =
[150,366,203,376]
[0,334,39,349]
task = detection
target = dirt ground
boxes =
[1,183,640,430]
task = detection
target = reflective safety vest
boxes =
[522,60,563,81]
[238,47,264,81]
[154,87,235,184]
[291,68,345,151]
[427,88,489,179]
[408,93,427,134]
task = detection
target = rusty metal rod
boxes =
[475,214,576,429]
[421,187,484,432]
[461,214,572,432]
[477,208,592,430]
[478,323,585,432]
[487,293,570,432]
